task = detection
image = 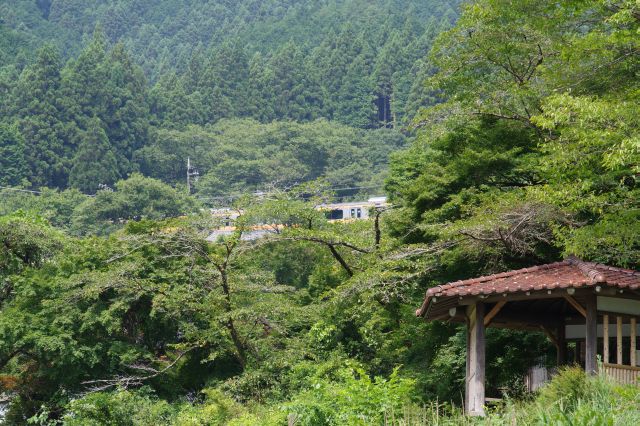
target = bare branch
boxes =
[81,347,196,394]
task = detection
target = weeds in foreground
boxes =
[385,368,640,426]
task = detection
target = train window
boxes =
[350,208,356,218]
[356,208,362,218]
[327,209,344,220]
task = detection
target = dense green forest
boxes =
[1,0,459,194]
[1,0,639,425]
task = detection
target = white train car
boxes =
[207,197,389,241]
[318,196,389,221]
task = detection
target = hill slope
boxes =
[0,0,460,193]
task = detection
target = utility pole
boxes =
[187,157,199,194]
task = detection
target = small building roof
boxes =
[416,257,640,319]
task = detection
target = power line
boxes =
[196,185,385,201]
[330,185,385,192]
[0,185,46,194]
[1,183,385,202]
[0,185,95,197]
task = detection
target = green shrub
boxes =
[62,389,176,426]
[491,367,640,426]
[536,367,591,413]
[283,366,416,425]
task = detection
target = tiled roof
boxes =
[416,257,640,317]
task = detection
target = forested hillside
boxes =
[0,0,639,425]
[1,0,459,195]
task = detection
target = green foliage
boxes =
[0,0,638,424]
[389,0,640,266]
[0,213,63,279]
[69,117,119,193]
[0,124,28,187]
[62,387,256,426]
[0,188,88,229]
[0,1,440,201]
[71,174,199,234]
[284,367,417,425]
[138,119,406,197]
[2,0,460,133]
[9,45,73,189]
[491,368,640,426]
[357,369,640,426]
[563,209,640,268]
[62,389,176,426]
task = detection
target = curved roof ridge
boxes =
[566,256,605,283]
[567,256,640,280]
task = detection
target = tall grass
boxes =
[387,367,640,425]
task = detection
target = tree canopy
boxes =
[0,0,638,424]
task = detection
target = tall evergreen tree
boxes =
[202,40,250,120]
[69,117,119,193]
[372,30,412,128]
[61,29,110,122]
[247,52,276,122]
[149,72,202,128]
[336,55,376,128]
[0,124,28,186]
[102,42,150,174]
[268,42,324,122]
[12,45,75,188]
[64,31,149,176]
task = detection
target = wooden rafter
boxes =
[484,300,506,327]
[564,295,587,318]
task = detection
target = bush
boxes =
[61,388,251,426]
[493,367,640,426]
[62,389,176,426]
[283,367,417,425]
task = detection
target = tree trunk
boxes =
[220,268,247,368]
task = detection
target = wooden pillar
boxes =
[631,318,637,367]
[603,314,609,364]
[556,323,566,366]
[465,303,486,416]
[617,316,623,365]
[465,312,471,404]
[585,297,598,375]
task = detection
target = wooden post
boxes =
[617,316,623,365]
[631,318,637,367]
[603,314,609,364]
[465,303,486,416]
[585,297,597,375]
[556,323,566,366]
[465,308,471,413]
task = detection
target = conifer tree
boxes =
[103,42,150,174]
[64,31,149,176]
[0,124,28,186]
[12,45,74,188]
[69,117,119,194]
[268,42,324,122]
[372,30,412,128]
[202,40,250,120]
[149,72,202,127]
[336,55,376,128]
[247,52,276,122]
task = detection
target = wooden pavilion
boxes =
[416,256,640,416]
